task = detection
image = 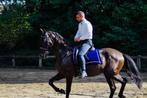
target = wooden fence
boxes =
[132,55,147,70]
[0,55,146,70]
[0,55,55,68]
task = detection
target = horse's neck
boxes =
[52,45,60,57]
[53,43,71,57]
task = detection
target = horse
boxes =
[39,29,142,98]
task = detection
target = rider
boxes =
[74,11,93,78]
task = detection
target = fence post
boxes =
[39,56,43,68]
[137,55,141,70]
[12,55,15,67]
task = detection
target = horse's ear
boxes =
[40,28,44,33]
[40,28,46,35]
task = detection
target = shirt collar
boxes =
[80,19,86,24]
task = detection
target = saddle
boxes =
[73,47,102,65]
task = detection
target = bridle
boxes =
[40,31,72,60]
[40,46,48,51]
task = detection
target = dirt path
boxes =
[0,68,146,98]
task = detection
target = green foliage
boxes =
[0,0,147,55]
[92,1,147,55]
[0,3,32,52]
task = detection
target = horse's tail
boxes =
[123,54,143,89]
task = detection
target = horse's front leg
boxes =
[65,74,73,98]
[49,72,65,94]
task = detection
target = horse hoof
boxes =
[119,95,126,98]
[59,89,66,94]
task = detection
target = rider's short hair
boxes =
[76,11,85,17]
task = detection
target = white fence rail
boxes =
[0,55,146,69]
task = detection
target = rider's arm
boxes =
[74,24,81,42]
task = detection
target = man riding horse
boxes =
[40,11,142,98]
[74,11,93,78]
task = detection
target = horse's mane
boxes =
[48,31,64,40]
[46,31,67,46]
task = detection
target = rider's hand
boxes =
[74,38,80,42]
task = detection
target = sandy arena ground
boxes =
[0,68,146,98]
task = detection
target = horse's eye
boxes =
[41,35,44,38]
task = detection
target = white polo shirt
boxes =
[74,19,93,40]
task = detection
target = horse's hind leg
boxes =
[104,73,116,98]
[113,74,127,98]
[49,72,65,94]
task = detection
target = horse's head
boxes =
[40,28,65,58]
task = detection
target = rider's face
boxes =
[76,15,83,22]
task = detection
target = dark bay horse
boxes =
[40,29,142,98]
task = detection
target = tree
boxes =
[0,0,147,55]
[0,2,31,53]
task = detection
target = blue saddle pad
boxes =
[85,49,102,64]
[73,48,102,65]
